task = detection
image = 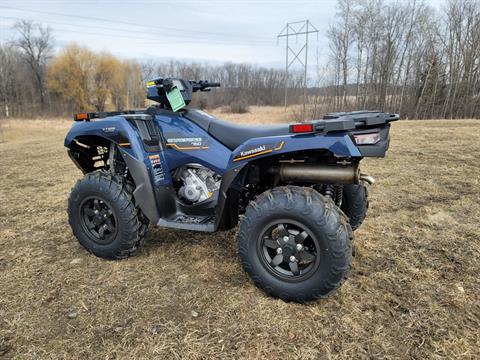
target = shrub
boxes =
[197,97,209,110]
[228,98,250,114]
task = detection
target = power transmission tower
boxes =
[277,20,319,117]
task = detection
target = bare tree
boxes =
[12,20,53,109]
[320,0,480,119]
[328,0,354,107]
[0,46,13,117]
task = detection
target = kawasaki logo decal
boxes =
[233,141,285,162]
[239,145,266,157]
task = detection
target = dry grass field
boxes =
[0,108,479,359]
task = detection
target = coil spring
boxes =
[323,184,343,206]
[335,184,343,206]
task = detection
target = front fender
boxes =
[64,116,145,160]
[65,118,163,223]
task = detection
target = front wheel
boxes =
[68,171,148,259]
[237,186,352,303]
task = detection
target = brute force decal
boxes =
[166,137,203,145]
[164,133,210,150]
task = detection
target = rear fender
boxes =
[228,132,361,165]
[213,133,361,231]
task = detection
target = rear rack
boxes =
[315,111,400,133]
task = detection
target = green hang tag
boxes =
[166,86,186,112]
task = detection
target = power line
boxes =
[0,16,275,47]
[277,20,318,116]
[0,5,273,42]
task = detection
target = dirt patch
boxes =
[0,115,479,359]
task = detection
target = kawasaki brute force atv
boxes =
[65,78,399,302]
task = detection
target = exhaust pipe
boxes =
[272,163,360,184]
[360,173,375,185]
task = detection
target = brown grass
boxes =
[210,105,298,124]
[0,111,479,359]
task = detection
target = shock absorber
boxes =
[323,184,343,206]
[324,185,335,199]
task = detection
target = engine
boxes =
[176,165,221,204]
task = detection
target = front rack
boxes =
[74,110,146,122]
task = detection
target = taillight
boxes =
[290,123,314,133]
[353,132,381,145]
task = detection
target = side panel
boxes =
[154,113,232,175]
[151,114,239,228]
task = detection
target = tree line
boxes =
[0,20,304,118]
[324,0,480,119]
[1,0,479,119]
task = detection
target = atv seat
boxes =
[183,109,291,150]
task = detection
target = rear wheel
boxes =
[237,186,352,303]
[341,184,369,231]
[68,171,148,259]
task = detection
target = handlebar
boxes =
[190,80,221,92]
[147,77,221,109]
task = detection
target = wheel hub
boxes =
[259,221,319,279]
[80,197,117,244]
[93,214,105,225]
[281,243,296,258]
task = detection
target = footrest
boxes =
[157,216,215,232]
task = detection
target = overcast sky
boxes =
[0,0,445,72]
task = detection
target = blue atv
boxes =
[65,77,399,302]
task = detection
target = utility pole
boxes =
[277,20,319,117]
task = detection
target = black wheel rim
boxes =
[257,220,320,281]
[79,196,118,244]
